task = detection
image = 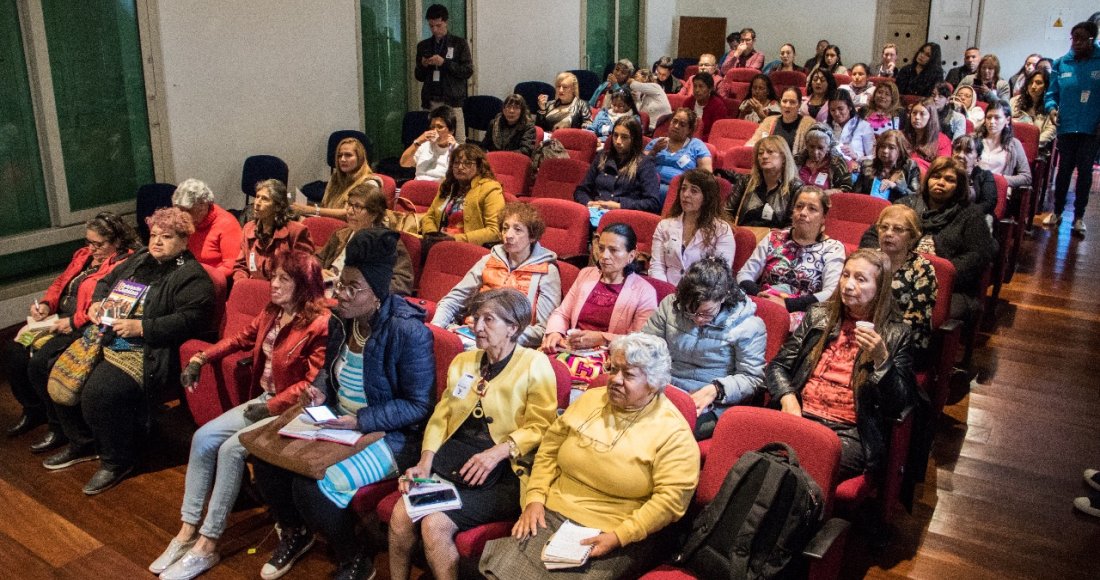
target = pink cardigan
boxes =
[545,267,657,342]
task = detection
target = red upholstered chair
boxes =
[181,278,270,426]
[720,145,755,175]
[641,275,677,303]
[900,94,921,108]
[640,407,847,580]
[398,178,440,213]
[529,157,590,201]
[399,232,422,292]
[201,264,228,336]
[725,67,758,83]
[556,260,580,297]
[833,73,852,86]
[665,93,689,111]
[989,173,1014,304]
[824,192,890,247]
[868,76,893,86]
[376,174,397,203]
[487,151,531,197]
[535,126,544,143]
[639,111,651,134]
[920,254,960,416]
[768,70,808,95]
[976,100,988,113]
[554,128,598,164]
[407,241,489,319]
[708,119,758,156]
[1009,122,1041,274]
[301,216,346,249]
[528,198,590,260]
[749,295,790,363]
[683,65,699,80]
[597,209,662,256]
[731,227,757,273]
[721,81,751,100]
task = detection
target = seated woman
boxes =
[480,333,700,579]
[294,136,382,219]
[903,97,952,172]
[796,123,853,191]
[1009,70,1057,157]
[689,72,728,141]
[871,206,938,352]
[535,72,593,131]
[952,84,986,126]
[45,208,216,494]
[481,94,537,157]
[151,251,330,580]
[931,82,967,140]
[233,179,315,281]
[2,213,137,452]
[767,248,916,480]
[420,144,506,246]
[801,68,838,122]
[736,187,845,330]
[626,69,672,132]
[840,63,875,109]
[400,105,458,182]
[952,134,999,218]
[650,170,735,285]
[251,229,435,580]
[574,117,662,215]
[172,178,242,279]
[590,89,642,144]
[762,43,805,74]
[1007,53,1042,97]
[860,157,995,321]
[875,43,898,78]
[828,92,874,168]
[542,223,658,359]
[315,183,414,295]
[642,258,766,439]
[959,54,1011,102]
[895,42,944,97]
[727,135,804,229]
[975,100,1033,191]
[643,108,713,199]
[390,288,559,580]
[864,81,902,135]
[737,73,781,123]
[748,87,815,156]
[853,130,921,201]
[431,203,562,348]
[814,44,848,76]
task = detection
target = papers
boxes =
[13,315,59,346]
[278,414,364,446]
[403,479,462,522]
[541,520,601,569]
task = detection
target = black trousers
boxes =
[3,333,80,432]
[54,361,145,470]
[1053,133,1100,219]
[252,460,362,565]
[806,415,866,481]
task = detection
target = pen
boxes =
[399,476,441,484]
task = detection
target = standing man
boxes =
[720,28,765,74]
[945,47,980,87]
[415,4,473,143]
[1043,21,1100,236]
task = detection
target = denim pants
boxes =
[180,393,275,539]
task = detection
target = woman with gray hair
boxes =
[480,331,700,579]
[231,179,315,281]
[172,178,242,279]
[795,123,853,192]
[642,257,767,439]
[390,287,559,580]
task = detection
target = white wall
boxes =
[472,0,582,98]
[978,0,1093,79]
[155,0,362,209]
[645,1,678,67]
[675,0,879,65]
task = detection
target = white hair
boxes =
[609,333,672,390]
[172,178,215,208]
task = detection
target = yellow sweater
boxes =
[524,387,700,546]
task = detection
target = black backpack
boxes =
[675,442,825,580]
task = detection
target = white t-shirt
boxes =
[979,138,1008,176]
[413,141,452,182]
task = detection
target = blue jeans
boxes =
[180,393,275,539]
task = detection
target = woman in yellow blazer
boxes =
[389,288,558,580]
[419,144,506,247]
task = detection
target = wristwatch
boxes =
[507,438,519,460]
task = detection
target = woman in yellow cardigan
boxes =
[419,144,506,247]
[389,288,558,580]
[480,332,700,579]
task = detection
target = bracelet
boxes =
[312,203,320,217]
[711,380,726,403]
[507,438,519,460]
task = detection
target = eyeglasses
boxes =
[876,224,910,235]
[346,203,367,213]
[503,103,522,110]
[332,280,368,299]
[85,238,108,249]
[684,306,722,322]
[453,159,477,168]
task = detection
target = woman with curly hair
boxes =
[233,179,315,281]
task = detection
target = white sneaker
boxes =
[1042,212,1061,227]
[1072,219,1087,236]
[1074,494,1100,517]
[159,550,220,580]
[149,537,197,574]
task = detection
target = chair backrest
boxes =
[462,95,504,133]
[638,111,651,133]
[721,145,755,175]
[768,70,807,95]
[553,128,599,164]
[135,183,177,243]
[556,260,580,295]
[723,81,751,100]
[992,173,1008,219]
[868,76,893,86]
[732,227,757,273]
[529,198,590,259]
[224,278,271,338]
[833,73,852,86]
[376,174,397,203]
[709,119,759,153]
[549,356,573,410]
[664,385,698,432]
[726,67,759,83]
[1013,122,1040,165]
[597,209,662,256]
[486,151,532,197]
[401,111,431,148]
[419,241,491,303]
[241,155,289,197]
[683,64,699,80]
[976,100,988,113]
[399,231,422,291]
[568,69,602,102]
[665,93,689,111]
[513,81,555,112]
[964,118,974,134]
[327,130,372,168]
[398,179,440,212]
[200,264,228,334]
[900,94,921,108]
[824,192,890,247]
[301,216,346,249]
[530,157,590,201]
[428,324,465,398]
[699,407,841,512]
[641,274,677,302]
[719,97,741,121]
[652,115,671,138]
[922,253,955,331]
[749,295,790,362]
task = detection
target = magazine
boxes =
[99,280,148,326]
[402,479,463,522]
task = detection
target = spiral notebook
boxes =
[540,520,601,570]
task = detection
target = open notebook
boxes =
[278,414,364,446]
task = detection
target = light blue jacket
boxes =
[1045,45,1100,136]
[642,294,767,412]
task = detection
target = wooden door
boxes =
[871,0,931,66]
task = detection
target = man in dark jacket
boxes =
[415,4,473,143]
[945,47,980,88]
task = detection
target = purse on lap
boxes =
[46,325,104,406]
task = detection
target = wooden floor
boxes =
[2,194,1099,579]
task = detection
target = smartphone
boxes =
[304,405,337,422]
[408,489,459,507]
[453,326,476,341]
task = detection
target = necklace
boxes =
[351,318,369,346]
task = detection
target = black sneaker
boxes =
[259,525,315,580]
[42,446,98,470]
[333,552,376,580]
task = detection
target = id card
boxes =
[432,70,440,82]
[446,47,454,59]
[761,203,774,221]
[1082,90,1091,104]
[814,172,828,186]
[248,251,257,272]
[452,373,476,398]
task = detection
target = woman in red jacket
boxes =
[150,250,330,580]
[232,179,315,281]
[2,212,138,452]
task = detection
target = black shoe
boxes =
[43,446,98,470]
[5,413,45,437]
[30,431,68,454]
[333,553,376,580]
[259,525,315,580]
[83,465,133,495]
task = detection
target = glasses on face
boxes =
[86,238,108,249]
[453,159,477,168]
[503,103,522,110]
[346,203,367,213]
[333,280,367,299]
[685,306,721,322]
[877,224,909,235]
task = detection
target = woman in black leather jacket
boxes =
[535,72,593,131]
[765,248,915,479]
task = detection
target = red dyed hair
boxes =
[271,250,327,323]
[146,207,195,238]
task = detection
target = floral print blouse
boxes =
[893,252,938,350]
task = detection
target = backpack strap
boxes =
[677,451,766,562]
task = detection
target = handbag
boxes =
[46,325,105,406]
[432,431,508,489]
[239,403,383,479]
[386,196,421,234]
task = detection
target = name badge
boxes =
[1082,90,1091,104]
[761,203,774,221]
[676,154,691,168]
[814,172,828,186]
[452,373,476,398]
[432,70,440,82]
[1062,72,1073,78]
[248,251,257,272]
[446,47,454,59]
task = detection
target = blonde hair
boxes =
[554,72,580,98]
[875,204,922,247]
[736,136,799,223]
[321,137,377,209]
